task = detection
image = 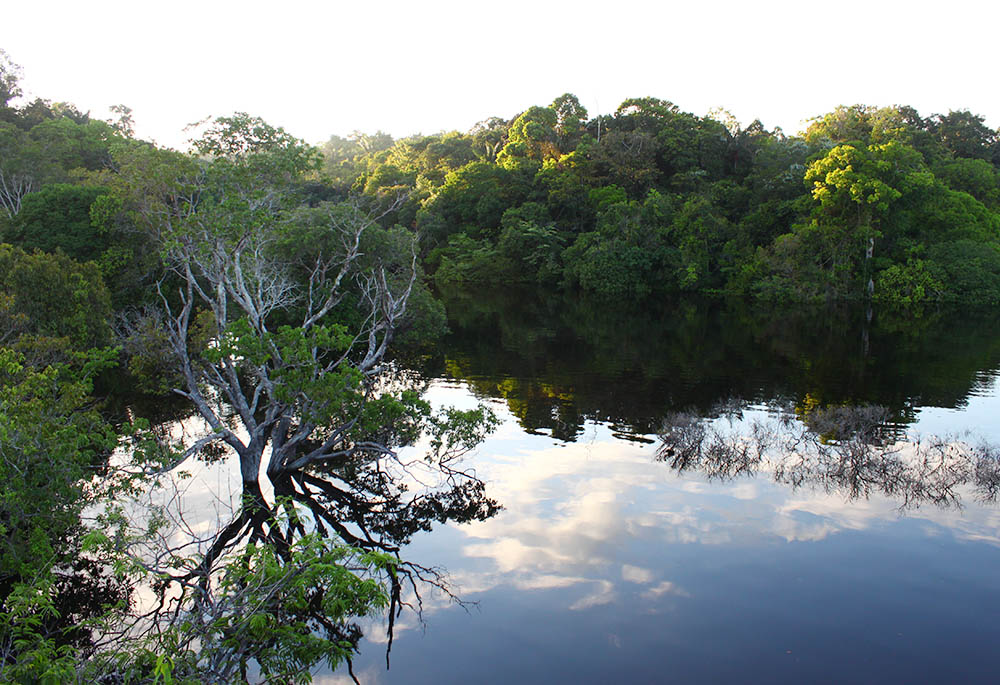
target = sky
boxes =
[3,0,998,150]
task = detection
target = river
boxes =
[325,291,1000,683]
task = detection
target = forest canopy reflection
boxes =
[430,288,1000,442]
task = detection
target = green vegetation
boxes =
[0,42,999,681]
[428,288,1000,442]
[314,96,999,305]
[0,50,495,682]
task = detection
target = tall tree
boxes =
[497,106,560,166]
[550,93,588,151]
[0,49,22,119]
[0,123,42,218]
[929,110,998,161]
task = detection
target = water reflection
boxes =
[130,384,502,680]
[659,404,1000,510]
[428,289,1000,441]
[325,285,1000,681]
[123,287,1000,683]
[317,373,1000,683]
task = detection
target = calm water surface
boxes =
[327,293,1000,683]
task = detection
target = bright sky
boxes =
[4,0,998,150]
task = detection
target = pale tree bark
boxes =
[141,188,412,496]
[0,166,36,218]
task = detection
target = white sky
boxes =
[3,0,998,150]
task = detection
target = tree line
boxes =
[324,95,1000,305]
[4,56,999,310]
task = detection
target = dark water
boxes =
[332,292,1000,684]
[419,290,1000,439]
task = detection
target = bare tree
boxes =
[111,119,424,498]
[95,116,500,679]
[0,124,39,218]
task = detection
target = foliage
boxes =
[873,259,944,306]
[0,345,147,684]
[3,183,108,260]
[418,161,532,247]
[497,106,559,166]
[933,157,1000,207]
[0,244,112,354]
[75,518,396,684]
[87,114,501,681]
[0,347,117,578]
[3,60,1000,679]
[389,97,999,306]
[0,50,21,115]
[925,240,1000,303]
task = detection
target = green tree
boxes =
[550,93,588,151]
[673,194,732,290]
[497,106,560,166]
[349,129,394,155]
[418,161,532,245]
[0,244,112,356]
[5,184,108,260]
[27,118,116,174]
[0,49,22,122]
[563,189,677,297]
[933,157,1000,207]
[0,336,147,684]
[495,203,565,284]
[801,141,922,296]
[0,348,117,579]
[0,122,45,218]
[929,110,998,161]
[470,116,508,162]
[534,154,595,230]
[320,133,366,189]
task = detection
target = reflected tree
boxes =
[80,115,503,681]
[97,413,501,682]
[658,404,1000,509]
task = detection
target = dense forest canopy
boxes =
[317,95,1000,306]
[1,44,1000,681]
[3,45,999,306]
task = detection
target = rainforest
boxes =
[3,42,1000,683]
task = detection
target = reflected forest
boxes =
[2,43,1000,683]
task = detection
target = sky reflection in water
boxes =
[329,374,1000,684]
